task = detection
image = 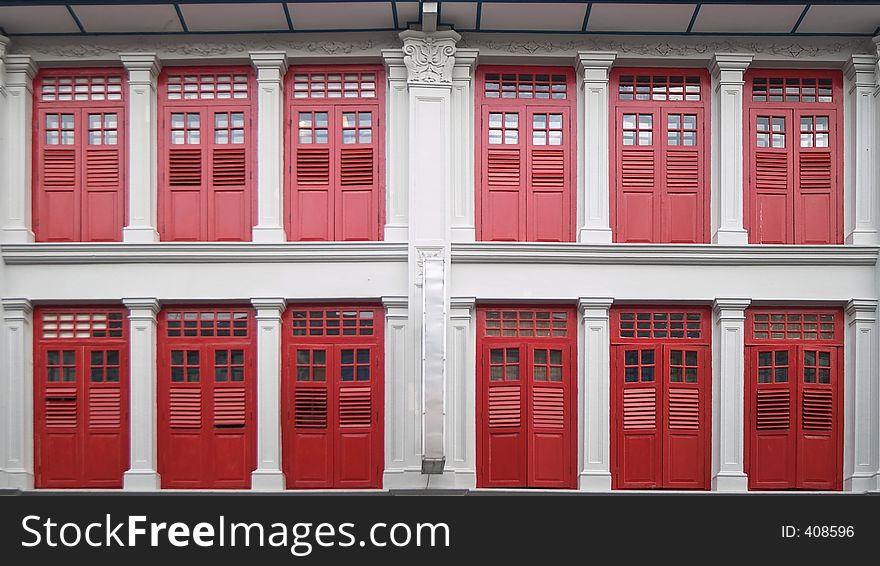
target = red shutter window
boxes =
[33,70,126,242]
[611,69,709,243]
[287,67,384,241]
[34,307,129,488]
[159,68,255,242]
[745,308,843,490]
[745,70,842,244]
[477,67,576,242]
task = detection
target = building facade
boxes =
[1,0,879,492]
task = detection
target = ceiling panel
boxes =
[0,6,80,34]
[480,2,587,31]
[74,4,183,34]
[287,1,394,30]
[692,4,805,34]
[587,2,696,33]
[181,3,289,32]
[440,2,477,30]
[395,1,420,29]
[796,5,880,34]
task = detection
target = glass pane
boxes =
[231,350,244,365]
[315,129,328,144]
[171,367,183,382]
[774,368,788,383]
[215,113,229,128]
[186,114,200,129]
[534,366,547,381]
[186,130,200,144]
[231,113,245,128]
[667,114,680,130]
[641,350,654,365]
[488,113,502,128]
[641,366,654,382]
[107,351,119,365]
[772,117,785,132]
[186,368,199,382]
[818,351,831,367]
[772,134,785,148]
[357,349,370,364]
[534,349,547,364]
[296,367,309,381]
[804,350,816,366]
[215,367,228,382]
[63,351,75,365]
[488,130,502,144]
[549,350,562,364]
[670,367,682,382]
[532,131,546,145]
[490,366,503,380]
[622,114,636,129]
[313,367,326,381]
[490,349,503,364]
[507,366,519,381]
[758,368,771,383]
[358,129,372,144]
[533,114,546,129]
[296,350,310,364]
[505,113,518,128]
[90,368,103,382]
[683,132,696,146]
[818,369,830,384]
[625,350,638,365]
[638,131,652,145]
[106,368,119,382]
[756,116,769,131]
[506,348,519,363]
[187,350,199,365]
[341,349,353,365]
[800,134,813,148]
[625,367,638,382]
[342,112,356,128]
[685,368,697,383]
[775,351,788,365]
[638,114,652,129]
[504,130,518,144]
[800,117,813,132]
[549,114,562,129]
[670,350,682,365]
[343,129,356,144]
[815,116,829,131]
[357,366,370,381]
[91,351,104,365]
[623,131,635,146]
[171,350,183,365]
[61,114,74,129]
[683,115,696,130]
[341,366,354,381]
[804,367,816,383]
[215,130,229,144]
[89,114,102,129]
[46,114,60,129]
[816,133,828,147]
[685,351,697,366]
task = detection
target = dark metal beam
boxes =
[791,4,811,34]
[65,4,86,33]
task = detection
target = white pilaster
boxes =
[710,54,752,245]
[1,299,34,489]
[844,54,878,245]
[711,298,750,491]
[120,54,161,243]
[250,298,286,490]
[382,296,418,487]
[578,298,613,491]
[381,50,409,242]
[122,298,161,490]
[2,55,37,244]
[250,52,288,243]
[844,299,878,492]
[450,49,478,242]
[577,52,616,244]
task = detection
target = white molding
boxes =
[2,298,34,489]
[844,54,878,245]
[1,242,409,264]
[577,297,612,491]
[844,298,878,492]
[450,48,477,242]
[2,54,37,244]
[451,243,879,266]
[382,49,409,242]
[251,296,286,491]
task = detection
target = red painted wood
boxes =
[33,70,127,242]
[476,67,576,242]
[744,70,843,244]
[610,306,711,490]
[158,67,256,242]
[34,306,129,488]
[610,69,710,243]
[745,308,843,490]
[281,305,384,489]
[157,306,256,489]
[476,306,577,488]
[286,66,385,241]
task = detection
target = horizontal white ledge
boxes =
[1,242,409,265]
[451,243,880,266]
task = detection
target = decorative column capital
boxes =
[4,54,38,87]
[249,51,288,80]
[450,297,476,312]
[399,29,461,86]
[713,298,751,319]
[120,53,161,83]
[577,51,617,82]
[0,35,9,92]
[1,298,33,318]
[578,298,613,318]
[710,53,754,83]
[381,295,408,311]
[251,298,287,315]
[844,54,877,87]
[846,298,878,321]
[123,298,160,318]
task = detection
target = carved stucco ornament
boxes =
[400,30,461,85]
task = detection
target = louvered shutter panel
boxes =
[338,386,371,428]
[295,387,328,429]
[45,387,78,428]
[795,110,837,244]
[623,388,656,430]
[169,388,202,429]
[488,385,521,428]
[293,147,332,240]
[756,389,790,430]
[668,389,699,430]
[88,387,121,428]
[618,144,657,243]
[532,387,564,429]
[214,387,246,427]
[38,136,80,242]
[802,389,832,431]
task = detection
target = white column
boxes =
[710,54,752,245]
[250,52,288,243]
[439,297,476,488]
[844,54,878,245]
[120,54,161,243]
[577,52,616,244]
[250,298,286,490]
[450,49,477,242]
[2,55,37,244]
[844,299,878,492]
[1,299,34,489]
[381,50,409,242]
[711,298,750,491]
[122,298,161,490]
[578,298,613,491]
[382,296,418,487]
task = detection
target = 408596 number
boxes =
[804,526,854,538]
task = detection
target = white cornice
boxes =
[1,242,408,265]
[451,243,880,266]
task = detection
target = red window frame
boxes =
[158,67,257,241]
[610,306,712,490]
[744,69,843,244]
[157,305,257,489]
[32,68,128,242]
[475,66,577,242]
[281,304,384,488]
[33,305,129,488]
[285,65,386,241]
[744,307,843,490]
[476,305,578,489]
[610,68,711,243]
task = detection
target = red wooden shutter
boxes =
[528,345,570,487]
[617,347,660,488]
[477,69,575,242]
[482,344,527,487]
[611,71,709,243]
[745,71,842,244]
[288,69,384,241]
[34,72,126,242]
[160,69,254,241]
[797,347,838,489]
